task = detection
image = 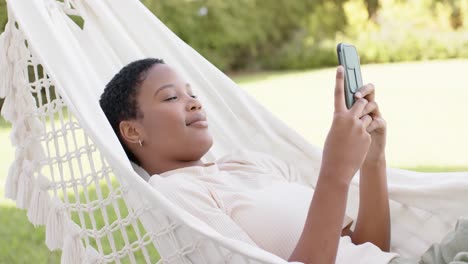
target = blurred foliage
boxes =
[142,0,468,71]
[0,1,5,30]
[340,0,468,64]
[143,0,321,71]
[268,0,468,69]
[0,0,467,71]
[1,1,7,116]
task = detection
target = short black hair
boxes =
[99,58,165,165]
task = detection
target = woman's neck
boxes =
[141,158,206,176]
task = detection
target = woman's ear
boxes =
[119,120,143,145]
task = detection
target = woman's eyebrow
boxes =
[154,83,191,97]
[154,84,174,97]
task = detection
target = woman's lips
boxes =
[188,120,208,128]
[186,113,207,126]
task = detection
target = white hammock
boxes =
[1,0,467,263]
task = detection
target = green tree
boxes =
[143,0,318,71]
[1,1,7,31]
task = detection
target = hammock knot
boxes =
[83,246,102,264]
[61,224,86,264]
[10,115,45,146]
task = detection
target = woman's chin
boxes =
[183,134,213,159]
[198,135,214,154]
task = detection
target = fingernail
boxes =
[337,66,344,73]
[355,92,362,98]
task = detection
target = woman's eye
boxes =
[190,95,198,99]
[164,96,178,101]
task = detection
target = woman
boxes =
[98,58,396,264]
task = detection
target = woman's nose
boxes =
[186,98,202,111]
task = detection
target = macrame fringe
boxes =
[5,141,45,202]
[4,159,20,200]
[46,198,67,250]
[9,89,37,112]
[15,160,34,209]
[10,115,44,145]
[2,10,92,264]
[0,94,17,122]
[17,91,38,114]
[61,223,86,264]
[1,27,33,123]
[26,140,46,161]
[0,21,12,99]
[27,175,52,226]
[2,18,45,205]
[0,73,35,124]
[16,171,32,209]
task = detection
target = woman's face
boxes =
[133,64,213,162]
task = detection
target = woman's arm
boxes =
[288,167,351,264]
[346,83,391,251]
[350,157,391,251]
[288,66,373,264]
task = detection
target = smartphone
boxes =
[336,43,363,109]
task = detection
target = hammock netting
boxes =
[1,0,467,263]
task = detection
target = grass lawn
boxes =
[1,60,467,262]
[235,59,468,168]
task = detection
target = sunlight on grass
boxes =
[0,207,61,263]
[237,59,468,168]
[400,166,468,173]
[0,128,13,207]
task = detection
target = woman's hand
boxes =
[354,84,387,164]
[289,66,375,264]
[350,84,391,252]
[321,66,373,185]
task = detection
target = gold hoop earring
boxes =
[138,139,143,147]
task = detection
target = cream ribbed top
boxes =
[148,150,398,263]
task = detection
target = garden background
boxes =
[0,0,467,262]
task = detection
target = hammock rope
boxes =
[1,9,166,263]
[1,1,467,263]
